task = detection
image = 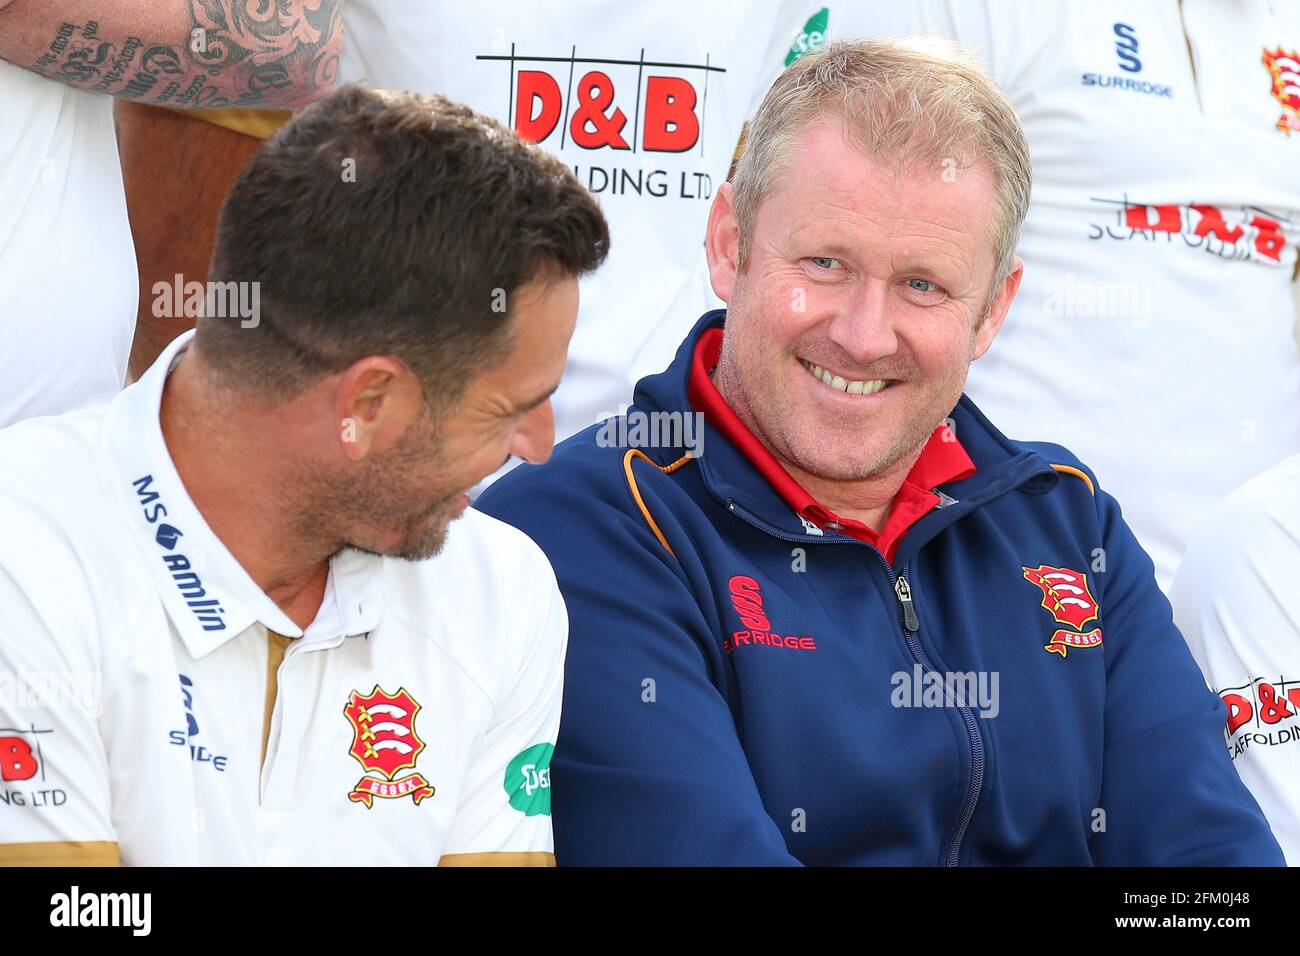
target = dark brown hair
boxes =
[198,85,609,407]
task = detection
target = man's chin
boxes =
[396,504,470,561]
[774,432,902,483]
[390,531,449,562]
[351,500,469,562]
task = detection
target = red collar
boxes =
[686,326,976,563]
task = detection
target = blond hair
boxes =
[732,36,1031,296]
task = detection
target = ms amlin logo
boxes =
[132,474,227,632]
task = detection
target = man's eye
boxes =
[810,256,841,270]
[907,277,939,293]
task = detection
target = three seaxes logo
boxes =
[343,686,435,808]
[1021,564,1104,658]
[1262,47,1300,135]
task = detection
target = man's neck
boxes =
[782,448,923,531]
[159,355,332,631]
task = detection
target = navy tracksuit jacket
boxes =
[478,310,1283,866]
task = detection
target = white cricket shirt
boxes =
[1171,452,1300,866]
[0,61,137,427]
[0,331,566,866]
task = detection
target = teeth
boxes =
[802,360,888,395]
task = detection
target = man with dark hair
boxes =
[0,85,608,866]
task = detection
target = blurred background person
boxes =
[1172,452,1300,865]
[0,0,346,427]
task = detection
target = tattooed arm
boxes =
[0,0,344,108]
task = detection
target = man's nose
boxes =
[824,280,899,367]
[511,400,557,465]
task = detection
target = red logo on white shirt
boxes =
[1262,47,1300,135]
[476,49,713,153]
[0,736,38,781]
[1096,199,1290,262]
[512,67,702,152]
[1217,678,1300,759]
[344,687,435,808]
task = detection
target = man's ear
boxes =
[705,182,743,303]
[972,256,1024,361]
[332,356,421,461]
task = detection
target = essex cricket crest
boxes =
[344,686,434,808]
[1022,564,1104,658]
[1262,47,1300,135]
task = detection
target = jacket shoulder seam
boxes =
[1050,463,1095,496]
[620,449,696,559]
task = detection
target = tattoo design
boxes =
[27,1,343,107]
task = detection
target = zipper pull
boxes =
[894,575,920,633]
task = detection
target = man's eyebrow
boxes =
[813,238,860,256]
[511,383,560,415]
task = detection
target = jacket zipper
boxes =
[725,498,984,867]
[893,576,920,631]
[893,565,985,867]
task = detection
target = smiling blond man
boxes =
[477,38,1282,866]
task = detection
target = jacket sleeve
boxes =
[477,467,802,866]
[1085,479,1283,865]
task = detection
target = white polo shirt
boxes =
[337,0,831,491]
[835,0,1300,589]
[1172,452,1300,866]
[0,332,566,866]
[0,61,137,427]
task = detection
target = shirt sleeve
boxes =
[436,554,567,867]
[1084,475,1284,865]
[0,550,118,866]
[478,473,803,866]
[1171,472,1300,865]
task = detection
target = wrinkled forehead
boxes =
[754,121,1000,274]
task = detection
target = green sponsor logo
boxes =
[505,743,554,816]
[785,7,830,66]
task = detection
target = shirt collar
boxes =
[686,326,976,562]
[101,331,384,658]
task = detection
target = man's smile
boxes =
[798,357,898,396]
